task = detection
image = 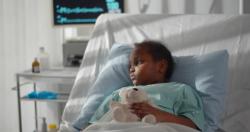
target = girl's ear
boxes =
[157,60,168,74]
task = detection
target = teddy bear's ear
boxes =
[119,88,127,99]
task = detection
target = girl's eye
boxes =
[138,60,143,64]
[135,59,143,66]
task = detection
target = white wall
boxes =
[126,0,163,14]
[223,0,240,13]
[165,0,239,14]
[76,0,164,37]
[76,0,241,37]
[0,0,4,131]
[0,0,63,132]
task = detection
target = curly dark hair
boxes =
[135,40,175,80]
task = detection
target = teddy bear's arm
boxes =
[110,101,123,109]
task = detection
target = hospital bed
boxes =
[59,14,250,132]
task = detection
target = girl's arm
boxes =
[130,102,198,130]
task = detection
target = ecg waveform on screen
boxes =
[57,17,96,24]
[56,6,104,14]
[53,0,124,25]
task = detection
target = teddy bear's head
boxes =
[119,87,148,104]
[110,87,156,123]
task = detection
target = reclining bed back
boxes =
[61,14,250,132]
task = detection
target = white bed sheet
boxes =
[83,122,199,132]
[60,14,250,132]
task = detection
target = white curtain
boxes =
[125,0,240,14]
[0,0,63,131]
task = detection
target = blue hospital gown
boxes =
[90,82,206,131]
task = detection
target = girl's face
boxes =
[129,47,166,85]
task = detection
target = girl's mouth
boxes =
[130,74,136,82]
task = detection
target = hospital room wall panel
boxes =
[76,0,241,39]
[222,0,240,13]
[124,0,240,15]
[0,0,3,129]
[0,0,5,130]
[1,0,20,131]
[0,0,64,132]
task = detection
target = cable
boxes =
[138,0,151,14]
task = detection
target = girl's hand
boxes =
[130,102,166,121]
[130,102,198,130]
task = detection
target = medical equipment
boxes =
[60,14,250,132]
[63,40,88,67]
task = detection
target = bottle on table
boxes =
[32,57,40,73]
[48,123,57,132]
[41,117,48,132]
[38,46,50,71]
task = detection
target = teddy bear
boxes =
[109,87,156,124]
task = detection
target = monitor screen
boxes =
[53,0,124,25]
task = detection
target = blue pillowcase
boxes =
[72,44,133,130]
[73,43,228,132]
[170,51,229,132]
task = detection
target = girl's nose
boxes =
[130,66,135,72]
